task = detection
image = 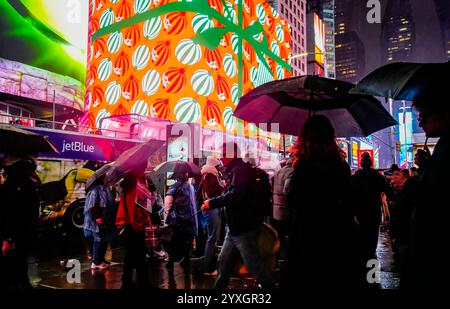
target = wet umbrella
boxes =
[154,160,201,177]
[104,140,165,186]
[0,124,59,154]
[349,61,450,101]
[234,75,397,137]
[85,163,113,191]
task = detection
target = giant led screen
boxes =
[0,0,88,82]
[85,0,292,136]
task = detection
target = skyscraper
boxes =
[323,0,335,78]
[334,0,365,83]
[381,0,416,63]
[275,0,308,76]
[306,0,326,76]
[434,0,450,60]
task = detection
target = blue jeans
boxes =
[93,241,107,265]
[202,208,221,272]
[214,227,274,289]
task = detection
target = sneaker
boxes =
[203,270,217,276]
[91,263,109,270]
[102,260,112,265]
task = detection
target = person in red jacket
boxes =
[116,172,150,289]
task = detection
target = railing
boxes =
[0,113,142,142]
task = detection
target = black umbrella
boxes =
[234,75,397,137]
[86,163,113,191]
[154,160,201,177]
[0,124,59,154]
[104,140,165,186]
[349,61,450,101]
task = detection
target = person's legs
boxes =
[121,226,135,288]
[203,208,221,272]
[134,230,150,287]
[214,230,240,289]
[92,241,104,265]
[235,228,275,289]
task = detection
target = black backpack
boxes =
[248,164,272,218]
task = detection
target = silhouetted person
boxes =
[283,115,361,288]
[352,152,393,262]
[388,93,450,288]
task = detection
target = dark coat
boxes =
[402,136,450,288]
[0,159,41,242]
[283,159,361,288]
[209,158,262,236]
[352,167,392,227]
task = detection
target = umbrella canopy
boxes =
[104,140,165,186]
[349,61,450,101]
[0,124,59,154]
[154,160,201,177]
[234,75,397,137]
[86,163,113,191]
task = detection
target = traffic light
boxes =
[396,141,401,152]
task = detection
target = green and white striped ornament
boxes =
[231,34,239,54]
[142,69,161,96]
[110,0,119,3]
[191,69,214,96]
[231,83,239,106]
[256,4,266,25]
[224,2,237,24]
[276,65,284,80]
[100,8,115,28]
[96,108,111,129]
[105,81,122,105]
[174,97,201,123]
[131,100,149,116]
[192,14,214,34]
[132,45,150,70]
[271,7,280,18]
[175,39,202,65]
[144,17,162,40]
[223,107,236,132]
[271,40,280,56]
[98,58,113,81]
[250,66,258,84]
[223,53,237,78]
[134,0,151,14]
[107,31,123,54]
[276,24,284,42]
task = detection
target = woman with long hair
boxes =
[281,115,361,288]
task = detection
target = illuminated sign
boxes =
[313,13,325,66]
[85,0,292,136]
[27,128,139,161]
[351,139,359,168]
[0,0,88,82]
[399,108,413,168]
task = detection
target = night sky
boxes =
[348,0,447,78]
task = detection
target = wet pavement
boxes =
[27,226,400,289]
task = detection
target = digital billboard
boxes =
[0,0,88,82]
[84,0,292,136]
[313,13,325,67]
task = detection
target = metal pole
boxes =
[388,97,396,164]
[52,90,56,129]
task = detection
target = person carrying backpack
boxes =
[201,142,275,289]
[198,156,224,274]
[163,172,198,270]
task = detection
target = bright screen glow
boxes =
[0,0,88,82]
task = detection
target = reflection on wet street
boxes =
[28,227,399,289]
